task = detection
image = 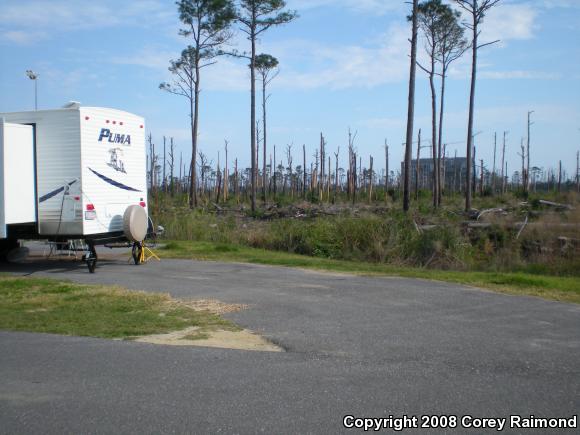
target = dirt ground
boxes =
[135,327,283,352]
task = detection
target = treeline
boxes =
[147,132,580,206]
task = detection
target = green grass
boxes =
[0,276,237,339]
[160,240,580,304]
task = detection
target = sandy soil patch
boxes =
[135,326,283,352]
[166,298,249,315]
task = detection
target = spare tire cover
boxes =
[123,205,148,242]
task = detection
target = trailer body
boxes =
[0,104,147,243]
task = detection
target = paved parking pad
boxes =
[1,254,579,433]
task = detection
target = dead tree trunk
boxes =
[234,158,239,204]
[558,160,562,193]
[454,0,500,210]
[169,137,175,196]
[526,110,533,196]
[334,148,339,203]
[368,155,374,203]
[492,132,497,194]
[162,136,166,193]
[302,144,307,198]
[576,151,579,193]
[415,129,421,201]
[501,131,507,195]
[480,159,484,196]
[224,140,229,202]
[520,138,526,190]
[319,133,325,201]
[403,0,419,212]
[273,145,277,198]
[384,140,389,201]
[148,134,156,193]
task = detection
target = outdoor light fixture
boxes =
[26,69,38,110]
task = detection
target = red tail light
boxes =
[86,204,95,211]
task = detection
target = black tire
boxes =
[85,242,97,273]
[0,239,19,262]
[132,242,142,265]
[87,258,97,273]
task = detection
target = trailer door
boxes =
[0,119,36,238]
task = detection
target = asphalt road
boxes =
[1,247,579,434]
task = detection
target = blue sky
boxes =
[1,0,579,178]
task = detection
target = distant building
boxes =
[401,157,470,191]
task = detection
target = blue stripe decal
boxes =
[39,180,77,203]
[89,168,141,192]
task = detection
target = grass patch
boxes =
[0,276,238,339]
[160,240,580,304]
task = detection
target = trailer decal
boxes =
[98,128,131,145]
[107,148,126,173]
[88,167,141,192]
[39,180,78,203]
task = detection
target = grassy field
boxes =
[0,276,238,339]
[160,240,580,304]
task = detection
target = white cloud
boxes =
[532,0,580,8]
[265,24,410,90]
[112,48,180,71]
[0,0,173,44]
[289,0,405,15]
[476,3,538,43]
[1,30,47,44]
[112,22,412,92]
[479,70,560,80]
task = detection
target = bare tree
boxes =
[334,147,340,202]
[162,136,167,191]
[436,4,468,204]
[253,53,279,202]
[404,0,419,212]
[414,0,450,207]
[501,130,507,194]
[525,110,534,197]
[148,133,157,192]
[492,132,497,193]
[286,143,293,197]
[576,151,580,193]
[319,133,326,201]
[224,140,229,202]
[302,144,307,198]
[160,0,236,208]
[518,138,525,190]
[558,160,562,193]
[384,139,389,201]
[454,0,500,211]
[169,137,175,195]
[415,129,422,200]
[235,0,297,212]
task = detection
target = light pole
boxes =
[26,70,38,110]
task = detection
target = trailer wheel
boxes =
[87,258,97,273]
[85,242,97,273]
[0,239,19,262]
[132,242,142,265]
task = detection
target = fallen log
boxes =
[516,215,529,240]
[538,200,573,210]
[477,208,505,220]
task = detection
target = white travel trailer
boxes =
[0,103,149,272]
